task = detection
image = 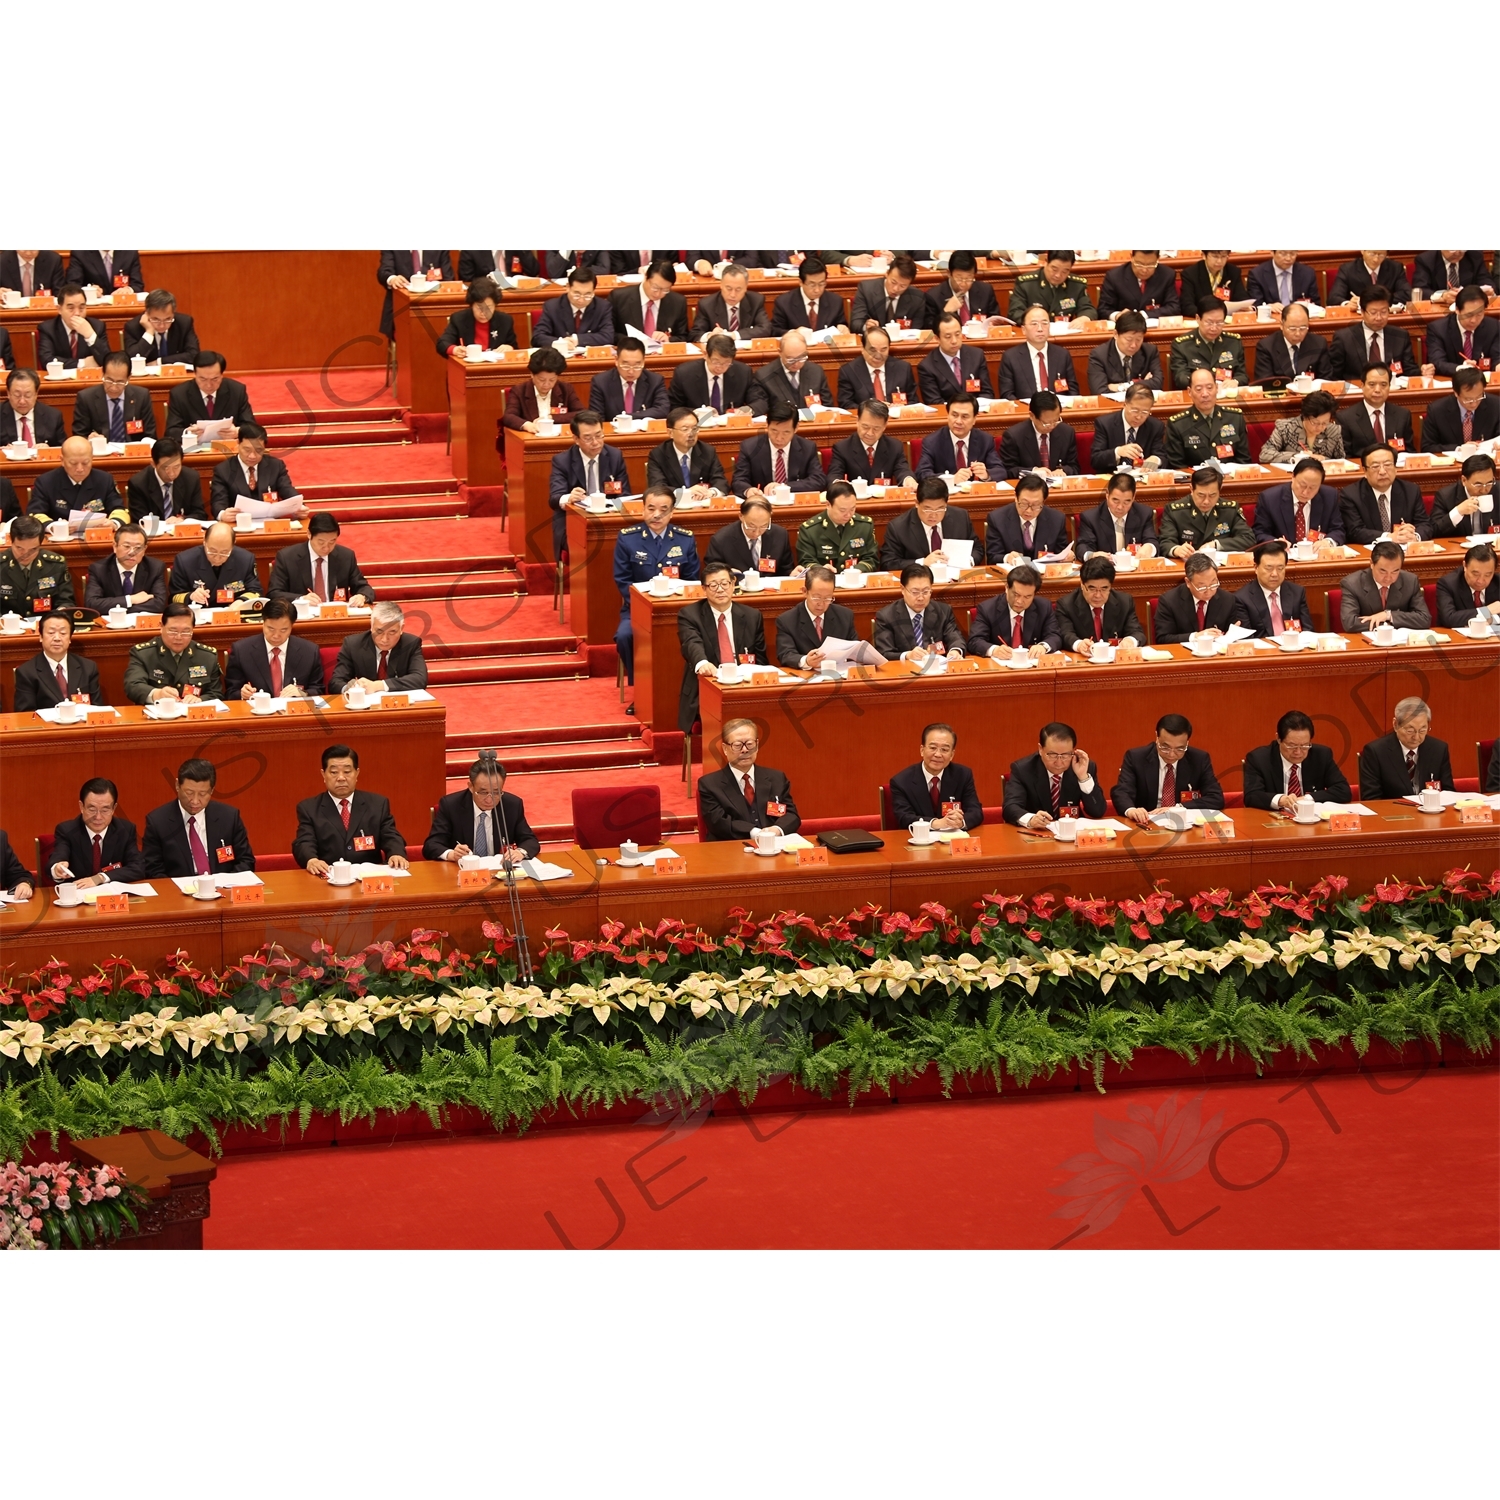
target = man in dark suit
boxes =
[609,261,689,343]
[985,475,1068,564]
[1253,460,1347,545]
[0,830,32,899]
[1076,473,1157,557]
[294,744,408,874]
[676,562,770,732]
[1086,312,1163,393]
[697,717,801,842]
[998,392,1079,479]
[501,349,581,433]
[1411,252,1490,303]
[1422,370,1500,451]
[1054,555,1144,651]
[774,566,855,669]
[12,610,105,709]
[377,251,453,339]
[873,564,966,660]
[914,394,1000,481]
[143,758,256,877]
[890,722,983,831]
[77,248,135,292]
[705,496,796,577]
[1243,710,1352,812]
[72,353,155,441]
[1097,252,1180,318]
[667,336,758,414]
[423,756,539,863]
[435,278,518,358]
[1339,445,1431,543]
[1434,543,1498,627]
[851,255,928,331]
[459,251,607,281]
[164,352,256,441]
[1246,253,1318,309]
[1329,253,1411,308]
[691,264,771,340]
[1231,540,1314,635]
[755,331,833,410]
[1336,363,1415,459]
[918,313,994,403]
[549,410,629,558]
[730,402,824,496]
[224,600,325,699]
[999,305,1080,399]
[266,513,372,604]
[880,477,978,569]
[1004,722,1107,827]
[83,523,166,613]
[827,401,917,487]
[1358,698,1454,800]
[1329,286,1417,380]
[328,603,428,693]
[1152,555,1237,644]
[588,339,670,421]
[127,439,206,522]
[1,369,66,447]
[770,257,847,336]
[1430,457,1498,539]
[1112,714,1225,824]
[27,437,125,522]
[121,289,199,365]
[1178,252,1249,313]
[531,269,615,348]
[1424,288,1500,377]
[36,285,110,369]
[1339,542,1432,631]
[646,408,729,493]
[836,326,917,408]
[1252,304,1332,382]
[208,424,301,518]
[967,563,1061,659]
[0,250,65,297]
[1090,383,1167,473]
[923,252,1000,326]
[48,777,144,887]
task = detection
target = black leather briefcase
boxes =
[817,829,885,854]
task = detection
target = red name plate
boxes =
[320,602,349,618]
[379,693,409,709]
[1328,811,1362,832]
[948,837,983,856]
[796,846,830,867]
[94,892,130,914]
[650,857,689,875]
[457,868,492,888]
[1201,818,1236,840]
[1458,805,1493,824]
[1075,827,1112,848]
[186,701,217,719]
[360,875,396,895]
[230,885,264,905]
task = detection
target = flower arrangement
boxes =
[1,1158,142,1250]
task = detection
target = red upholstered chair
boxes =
[1480,739,1496,786]
[1423,582,1437,619]
[571,785,662,850]
[34,833,56,884]
[1241,499,1256,529]
[909,438,923,472]
[1080,426,1099,475]
[1222,791,1244,808]
[1146,596,1158,645]
[819,446,833,471]
[1247,420,1275,458]
[320,644,340,685]
[1324,588,1342,632]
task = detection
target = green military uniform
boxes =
[0,548,76,613]
[1168,330,1248,388]
[123,638,224,703]
[1158,498,1256,554]
[1164,404,1250,471]
[1007,273,1097,323]
[796,509,878,571]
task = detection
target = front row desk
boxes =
[3,802,1496,977]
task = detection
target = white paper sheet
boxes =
[143,699,229,719]
[1401,792,1499,809]
[81,881,157,901]
[520,859,574,881]
[194,418,235,442]
[618,847,684,865]
[33,704,119,723]
[171,872,264,894]
[344,863,413,878]
[816,637,885,665]
[940,538,975,567]
[357,689,436,706]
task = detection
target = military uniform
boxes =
[612,521,702,687]
[0,548,76,612]
[1168,330,1248,388]
[122,638,224,703]
[1164,404,1250,470]
[1158,498,1256,554]
[1007,273,1097,323]
[795,510,878,571]
[26,469,124,523]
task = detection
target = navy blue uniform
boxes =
[612,521,701,686]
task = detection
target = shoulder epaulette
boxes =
[1222,406,1244,414]
[1016,273,1040,284]
[854,513,874,523]
[1167,409,1191,421]
[1173,332,1194,343]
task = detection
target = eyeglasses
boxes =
[724,740,758,752]
[1154,742,1190,758]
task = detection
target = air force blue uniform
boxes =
[613,521,701,686]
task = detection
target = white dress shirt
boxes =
[43,651,71,689]
[180,806,207,856]
[1019,768,1094,826]
[1279,755,1302,795]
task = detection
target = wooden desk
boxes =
[1,610,360,708]
[1,447,220,508]
[4,798,1492,976]
[34,370,192,443]
[697,635,1499,821]
[0,698,447,861]
[0,297,144,368]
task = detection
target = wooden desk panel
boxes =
[0,448,219,508]
[0,700,447,860]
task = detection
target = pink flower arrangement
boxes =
[1,1159,135,1250]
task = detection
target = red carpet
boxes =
[204,1066,1499,1249]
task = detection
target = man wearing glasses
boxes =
[72,350,156,441]
[1429,454,1496,538]
[1004,722,1106,828]
[1111,714,1225,826]
[677,561,769,733]
[1151,553,1235,644]
[697,718,802,843]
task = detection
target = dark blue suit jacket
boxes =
[914,427,1001,480]
[985,503,1068,563]
[1111,745,1224,815]
[50,815,144,883]
[1246,260,1318,306]
[1230,579,1314,635]
[998,342,1080,399]
[890,761,984,830]
[548,444,628,557]
[532,294,615,348]
[966,595,1062,655]
[587,368,670,421]
[1423,314,1500,377]
[1252,483,1346,545]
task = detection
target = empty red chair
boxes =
[34,833,56,884]
[1324,587,1342,631]
[571,785,662,849]
[320,644,340,685]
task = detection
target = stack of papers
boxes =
[354,688,436,706]
[143,699,229,719]
[81,881,157,901]
[171,872,263,894]
[345,863,412,878]
[522,859,574,881]
[618,847,684,866]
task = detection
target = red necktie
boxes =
[247,465,257,493]
[269,646,282,697]
[70,331,79,361]
[1477,590,1487,610]
[1092,606,1103,640]
[1369,335,1381,365]
[814,613,823,640]
[872,368,884,401]
[1371,407,1384,443]
[728,304,739,332]
[1011,613,1023,648]
[339,798,350,829]
[1160,764,1177,806]
[20,415,32,446]
[574,310,582,334]
[1049,774,1062,813]
[959,296,970,321]
[55,664,67,695]
[92,834,103,875]
[314,556,327,600]
[807,298,817,326]
[1269,590,1285,633]
[866,445,876,472]
[204,393,215,419]
[376,650,389,680]
[411,252,422,276]
[1404,750,1417,787]
[1288,764,1302,797]
[1139,277,1148,297]
[1036,353,1047,391]
[1196,599,1206,631]
[536,251,549,276]
[644,301,657,337]
[1462,408,1474,443]
[950,355,962,386]
[1463,330,1474,361]
[188,819,210,876]
[624,381,635,415]
[716,611,733,662]
[955,440,966,470]
[1038,431,1049,468]
[929,776,943,815]
[1379,585,1389,611]
[741,774,754,805]
[1294,503,1306,542]
[1023,520,1033,550]
[20,261,32,296]
[774,447,787,484]
[930,525,943,554]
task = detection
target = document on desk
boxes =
[817,637,885,666]
[520,859,574,882]
[941,538,975,568]
[347,863,413,878]
[34,704,119,723]
[624,324,663,353]
[235,495,305,519]
[172,872,263,894]
[194,419,235,443]
[81,882,158,900]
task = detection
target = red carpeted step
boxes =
[371,573,526,601]
[428,653,585,685]
[268,423,413,448]
[322,497,467,523]
[362,553,518,576]
[446,740,652,775]
[241,366,397,416]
